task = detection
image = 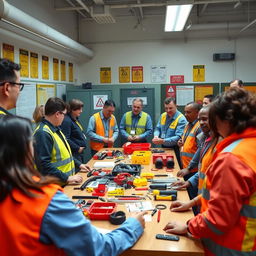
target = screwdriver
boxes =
[149,184,172,190]
[151,190,177,196]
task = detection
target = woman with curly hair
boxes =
[164,88,256,256]
[0,115,146,256]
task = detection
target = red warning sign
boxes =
[96,97,104,108]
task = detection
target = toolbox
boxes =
[123,142,151,154]
[87,202,117,220]
[131,150,152,165]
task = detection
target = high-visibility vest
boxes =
[34,124,75,177]
[200,128,256,255]
[125,111,148,135]
[90,112,115,151]
[0,184,66,255]
[0,110,7,115]
[180,121,200,171]
[160,112,183,130]
[197,138,215,196]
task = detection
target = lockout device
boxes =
[155,234,180,241]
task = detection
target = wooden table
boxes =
[64,149,204,256]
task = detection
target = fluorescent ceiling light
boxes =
[165,4,193,32]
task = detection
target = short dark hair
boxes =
[209,88,256,136]
[104,99,116,108]
[164,97,176,105]
[230,79,243,87]
[204,94,215,103]
[68,99,84,112]
[186,102,202,111]
[44,97,67,116]
[132,98,143,106]
[0,58,21,83]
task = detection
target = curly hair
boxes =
[209,88,256,136]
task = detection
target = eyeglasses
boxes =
[58,111,66,115]
[0,81,25,91]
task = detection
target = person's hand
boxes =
[131,211,147,229]
[177,168,190,177]
[133,135,140,141]
[152,137,164,145]
[171,180,190,190]
[177,139,183,147]
[127,135,134,142]
[79,164,90,173]
[170,200,192,212]
[78,147,85,153]
[103,137,109,144]
[67,174,83,184]
[108,137,114,144]
[163,221,188,235]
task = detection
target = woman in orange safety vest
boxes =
[163,88,256,256]
[0,115,146,256]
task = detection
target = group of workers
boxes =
[0,58,255,256]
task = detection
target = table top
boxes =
[64,148,204,256]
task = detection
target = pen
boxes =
[157,209,161,223]
[151,208,157,216]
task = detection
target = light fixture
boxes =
[165,4,193,32]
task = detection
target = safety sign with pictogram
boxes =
[93,95,108,110]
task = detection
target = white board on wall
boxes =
[56,84,66,101]
[16,83,37,120]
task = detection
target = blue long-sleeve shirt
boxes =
[154,110,187,147]
[86,111,119,143]
[120,111,153,141]
[40,191,144,256]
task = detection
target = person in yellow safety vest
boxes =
[163,88,256,256]
[34,97,87,185]
[177,102,201,188]
[120,98,153,143]
[0,58,23,116]
[87,99,119,156]
[152,97,187,168]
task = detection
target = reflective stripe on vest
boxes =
[181,121,200,170]
[198,141,215,195]
[0,110,7,115]
[160,113,183,129]
[201,136,256,254]
[75,120,83,131]
[90,112,115,151]
[35,124,75,176]
[125,111,147,135]
[0,184,66,255]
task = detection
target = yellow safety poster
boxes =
[61,60,66,81]
[193,65,205,82]
[69,62,73,82]
[42,55,49,80]
[100,67,111,83]
[119,66,130,83]
[132,66,143,83]
[19,49,29,77]
[2,43,14,61]
[195,85,213,104]
[53,58,59,81]
[30,52,38,79]
[36,84,55,105]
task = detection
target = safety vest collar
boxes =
[215,127,256,156]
